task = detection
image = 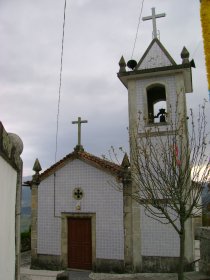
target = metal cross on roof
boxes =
[72,117,88,147]
[142,7,166,39]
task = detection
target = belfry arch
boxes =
[146,84,167,123]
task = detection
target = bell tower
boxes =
[118,37,193,134]
[118,7,195,272]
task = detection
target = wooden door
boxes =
[68,218,92,270]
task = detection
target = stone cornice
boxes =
[0,122,22,171]
[118,63,192,88]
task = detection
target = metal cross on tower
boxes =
[72,117,88,147]
[142,7,166,39]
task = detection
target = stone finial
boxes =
[32,159,42,185]
[121,153,130,169]
[8,133,23,155]
[33,158,42,173]
[181,47,190,64]
[119,56,126,73]
[121,153,131,185]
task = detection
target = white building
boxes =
[0,122,23,280]
[29,8,195,273]
[30,147,126,272]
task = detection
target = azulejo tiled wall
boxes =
[37,159,124,260]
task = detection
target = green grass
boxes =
[21,227,31,252]
[21,215,31,233]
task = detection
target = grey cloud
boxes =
[0,0,209,176]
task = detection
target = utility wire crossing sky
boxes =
[0,0,208,176]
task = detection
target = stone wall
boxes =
[198,227,210,275]
[32,254,124,273]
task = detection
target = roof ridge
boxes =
[80,150,121,168]
[39,150,122,181]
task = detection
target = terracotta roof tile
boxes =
[40,150,123,181]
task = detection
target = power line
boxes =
[131,0,145,59]
[54,0,67,164]
[54,0,67,219]
[191,40,202,58]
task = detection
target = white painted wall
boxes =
[135,75,181,126]
[37,159,124,260]
[0,156,17,280]
[140,206,179,257]
[128,57,189,259]
[137,41,173,70]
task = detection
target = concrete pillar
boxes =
[131,195,142,272]
[121,153,142,273]
[124,186,142,272]
[31,159,42,265]
[123,184,133,272]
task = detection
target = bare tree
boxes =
[114,101,209,280]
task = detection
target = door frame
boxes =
[61,213,96,269]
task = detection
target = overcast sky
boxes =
[0,0,209,176]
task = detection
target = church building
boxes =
[28,8,195,273]
[30,140,128,272]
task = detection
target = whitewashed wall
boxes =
[0,156,17,280]
[140,206,179,257]
[137,41,173,70]
[128,72,185,259]
[136,75,179,125]
[37,159,124,260]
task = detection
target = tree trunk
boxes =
[178,223,185,280]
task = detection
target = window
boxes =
[147,84,167,124]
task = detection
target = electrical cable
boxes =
[54,0,67,218]
[54,0,67,164]
[131,0,145,59]
[191,40,202,58]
